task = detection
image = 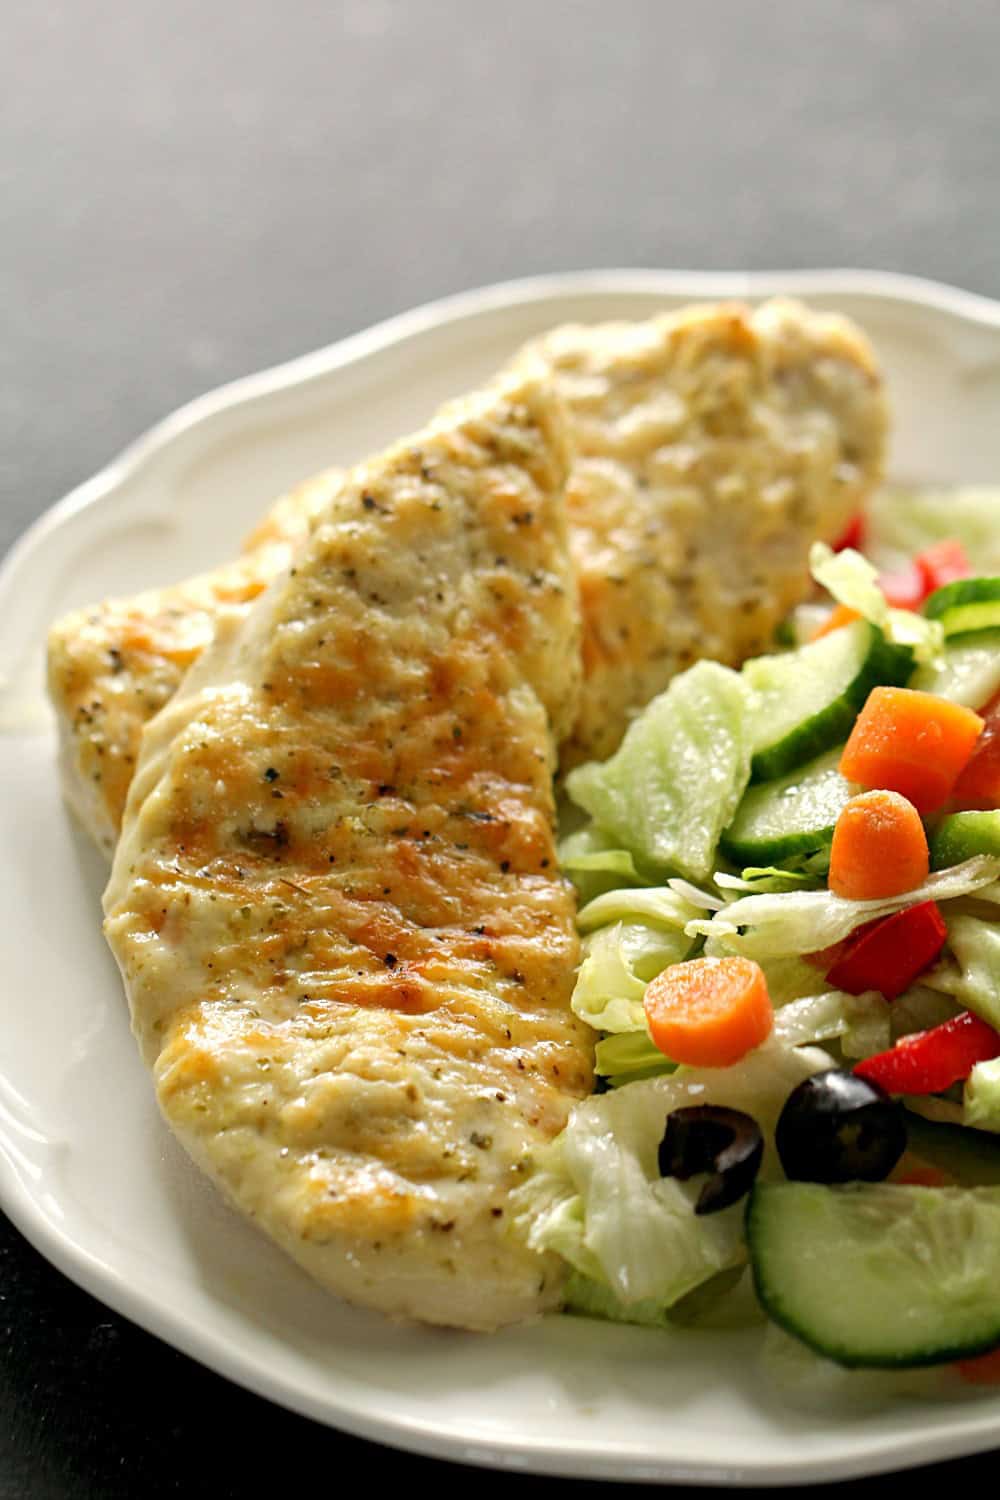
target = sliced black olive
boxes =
[658,1105,764,1215]
[775,1069,907,1184]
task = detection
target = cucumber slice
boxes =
[930,811,1000,870]
[748,1181,1000,1368]
[720,748,856,865]
[743,621,913,782]
[925,578,1000,639]
[910,628,1000,709]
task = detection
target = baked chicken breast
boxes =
[516,298,887,767]
[48,298,886,853]
[103,370,593,1330]
[47,467,342,854]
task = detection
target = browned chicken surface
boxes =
[48,298,887,852]
[103,371,593,1329]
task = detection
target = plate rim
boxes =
[7,266,1000,1485]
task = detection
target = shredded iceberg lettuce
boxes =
[809,541,944,666]
[517,1039,831,1310]
[572,919,692,1033]
[964,1059,1000,1134]
[577,884,709,933]
[688,857,1000,960]
[944,914,1000,1031]
[717,868,823,895]
[772,989,890,1058]
[557,824,648,904]
[866,485,1000,576]
[594,1030,674,1086]
[566,660,752,883]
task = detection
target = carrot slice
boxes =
[828,789,930,900]
[811,603,862,641]
[643,957,773,1068]
[839,687,984,814]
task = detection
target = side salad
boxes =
[519,488,1000,1381]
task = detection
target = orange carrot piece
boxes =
[828,789,929,900]
[951,691,1000,810]
[839,687,984,814]
[956,1346,1000,1385]
[643,957,773,1068]
[811,603,862,641]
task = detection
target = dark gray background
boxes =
[4,2,1000,1495]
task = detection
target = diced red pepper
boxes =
[956,1346,1000,1384]
[825,901,947,1000]
[878,561,925,612]
[832,513,867,553]
[915,538,972,595]
[854,1011,1000,1095]
[951,692,1000,810]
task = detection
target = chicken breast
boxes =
[515,298,887,767]
[46,467,343,854]
[49,297,887,853]
[103,369,593,1330]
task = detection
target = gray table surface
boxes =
[5,3,1000,1495]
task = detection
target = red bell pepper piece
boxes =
[915,538,971,595]
[854,1011,1000,1095]
[878,561,925,612]
[832,513,867,553]
[951,691,1000,810]
[825,901,947,1000]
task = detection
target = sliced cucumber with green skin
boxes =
[743,621,914,782]
[720,748,857,865]
[910,628,1000,709]
[748,1181,1000,1368]
[930,811,1000,870]
[925,579,1000,639]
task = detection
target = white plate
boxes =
[5,269,1000,1486]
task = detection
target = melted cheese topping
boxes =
[49,298,886,853]
[104,370,592,1329]
[516,298,887,767]
[46,468,342,853]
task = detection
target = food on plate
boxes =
[102,369,593,1330]
[47,467,343,854]
[49,284,1000,1380]
[538,524,1000,1376]
[49,297,887,853]
[518,298,887,767]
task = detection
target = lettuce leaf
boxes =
[572,919,692,1033]
[516,1039,831,1309]
[964,1059,1000,1134]
[772,989,890,1058]
[557,823,648,904]
[809,542,943,666]
[566,661,752,883]
[577,883,710,933]
[688,857,1000,960]
[944,914,1000,1031]
[594,1030,674,1086]
[866,485,1000,576]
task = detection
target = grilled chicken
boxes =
[515,298,887,767]
[47,468,342,854]
[103,370,593,1330]
[49,298,886,851]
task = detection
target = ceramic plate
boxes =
[5,270,1000,1486]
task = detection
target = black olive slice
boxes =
[658,1105,764,1215]
[775,1069,907,1184]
